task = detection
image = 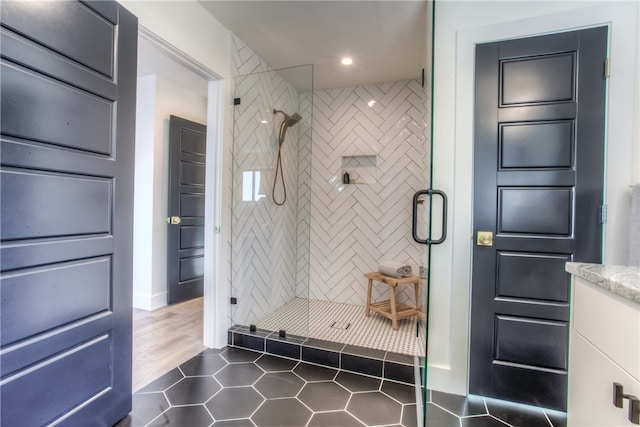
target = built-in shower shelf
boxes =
[341,155,376,185]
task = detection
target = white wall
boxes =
[133,74,207,310]
[133,75,157,309]
[430,0,640,396]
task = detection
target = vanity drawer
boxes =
[568,331,640,426]
[572,277,640,381]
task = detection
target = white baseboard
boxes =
[133,291,167,311]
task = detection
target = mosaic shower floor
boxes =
[255,298,426,357]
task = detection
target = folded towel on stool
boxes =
[378,260,413,278]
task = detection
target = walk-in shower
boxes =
[231,61,431,356]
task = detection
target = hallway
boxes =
[133,297,206,391]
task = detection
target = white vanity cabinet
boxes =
[567,264,640,427]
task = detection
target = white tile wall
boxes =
[230,35,305,327]
[308,81,429,306]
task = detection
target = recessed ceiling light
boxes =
[368,100,376,107]
[341,57,353,65]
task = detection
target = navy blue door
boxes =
[470,27,607,411]
[0,1,137,425]
[167,115,207,304]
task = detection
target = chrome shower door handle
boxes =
[412,189,448,245]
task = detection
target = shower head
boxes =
[273,109,302,128]
[285,113,302,128]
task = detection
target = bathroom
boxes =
[1,1,637,426]
[124,0,638,425]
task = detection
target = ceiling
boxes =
[200,1,428,90]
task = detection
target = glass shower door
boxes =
[230,65,313,339]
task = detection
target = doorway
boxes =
[132,28,216,390]
[469,27,607,411]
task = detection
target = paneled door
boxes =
[470,27,607,411]
[0,1,137,425]
[167,115,207,304]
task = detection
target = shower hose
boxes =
[272,118,288,206]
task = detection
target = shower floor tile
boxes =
[256,298,426,356]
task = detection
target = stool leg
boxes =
[414,282,420,311]
[366,279,372,317]
[389,284,398,330]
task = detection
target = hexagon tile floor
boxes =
[115,347,567,427]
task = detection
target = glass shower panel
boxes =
[230,65,313,339]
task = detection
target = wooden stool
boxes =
[364,272,426,330]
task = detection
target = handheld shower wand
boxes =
[271,109,302,206]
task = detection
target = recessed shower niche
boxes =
[341,154,377,185]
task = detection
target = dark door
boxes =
[0,1,137,425]
[167,115,206,304]
[470,27,607,411]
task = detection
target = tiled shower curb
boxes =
[228,325,416,386]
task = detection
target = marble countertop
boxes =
[566,262,640,305]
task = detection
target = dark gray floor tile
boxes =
[215,363,264,387]
[343,344,386,360]
[212,419,255,426]
[486,399,551,427]
[180,354,228,376]
[255,354,298,372]
[266,338,302,359]
[253,372,305,398]
[385,361,415,384]
[201,347,227,355]
[386,351,415,365]
[205,387,264,421]
[308,411,365,427]
[251,398,312,427]
[147,405,213,427]
[342,353,383,377]
[137,368,184,393]
[545,410,566,427]
[382,381,416,404]
[298,381,351,411]
[347,391,403,426]
[165,376,222,405]
[304,337,345,351]
[213,420,255,427]
[335,371,381,392]
[432,391,487,417]
[293,362,338,382]
[302,346,340,368]
[221,347,261,363]
[233,333,266,352]
[127,392,170,426]
[460,415,511,427]
[425,402,461,427]
[402,404,418,427]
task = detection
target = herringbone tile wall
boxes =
[230,34,311,329]
[308,81,429,306]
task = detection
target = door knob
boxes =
[167,216,181,225]
[477,231,493,246]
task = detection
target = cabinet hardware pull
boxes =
[612,383,640,424]
[629,396,640,425]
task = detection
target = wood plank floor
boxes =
[132,297,206,391]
